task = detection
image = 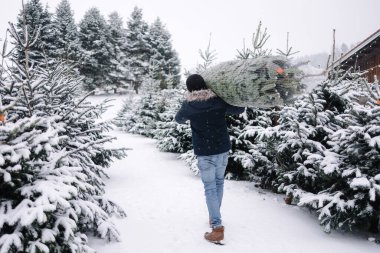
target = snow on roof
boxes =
[328,28,380,70]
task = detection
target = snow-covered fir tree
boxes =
[0,20,126,253]
[147,18,181,89]
[124,7,150,94]
[124,86,166,137]
[116,83,195,170]
[246,75,348,199]
[106,12,130,93]
[296,73,380,233]
[15,0,55,64]
[51,0,81,62]
[275,91,341,195]
[229,108,279,182]
[113,92,139,128]
[153,88,192,153]
[237,68,379,233]
[78,7,112,91]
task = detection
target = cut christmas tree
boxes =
[201,55,303,108]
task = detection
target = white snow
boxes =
[321,150,340,174]
[87,94,379,253]
[370,136,380,149]
[0,234,22,253]
[350,177,371,189]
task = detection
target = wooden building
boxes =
[330,29,380,82]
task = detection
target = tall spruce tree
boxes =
[51,0,80,62]
[78,7,111,91]
[125,7,150,94]
[147,18,181,89]
[15,0,54,65]
[106,12,130,92]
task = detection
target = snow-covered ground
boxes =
[87,94,379,253]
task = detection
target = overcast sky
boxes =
[0,0,379,70]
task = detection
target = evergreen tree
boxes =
[125,7,150,94]
[228,70,380,233]
[230,108,279,183]
[113,93,138,128]
[297,74,380,233]
[51,0,80,62]
[0,20,126,253]
[78,7,111,91]
[320,102,380,233]
[126,90,165,137]
[106,12,130,92]
[153,89,192,153]
[15,0,54,64]
[257,80,347,198]
[147,18,181,89]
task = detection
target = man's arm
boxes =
[226,104,245,115]
[175,102,189,124]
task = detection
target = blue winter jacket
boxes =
[175,89,245,156]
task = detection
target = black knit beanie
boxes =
[186,74,207,92]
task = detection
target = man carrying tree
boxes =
[175,74,245,244]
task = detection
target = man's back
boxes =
[175,89,244,156]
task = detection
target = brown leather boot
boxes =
[204,226,224,243]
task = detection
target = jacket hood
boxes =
[185,89,217,102]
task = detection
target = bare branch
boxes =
[250,21,271,58]
[196,33,217,72]
[236,38,250,60]
[276,32,300,58]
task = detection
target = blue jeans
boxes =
[197,151,229,228]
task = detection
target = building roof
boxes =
[328,28,380,70]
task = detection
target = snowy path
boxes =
[88,95,378,253]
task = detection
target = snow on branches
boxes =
[0,17,126,252]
